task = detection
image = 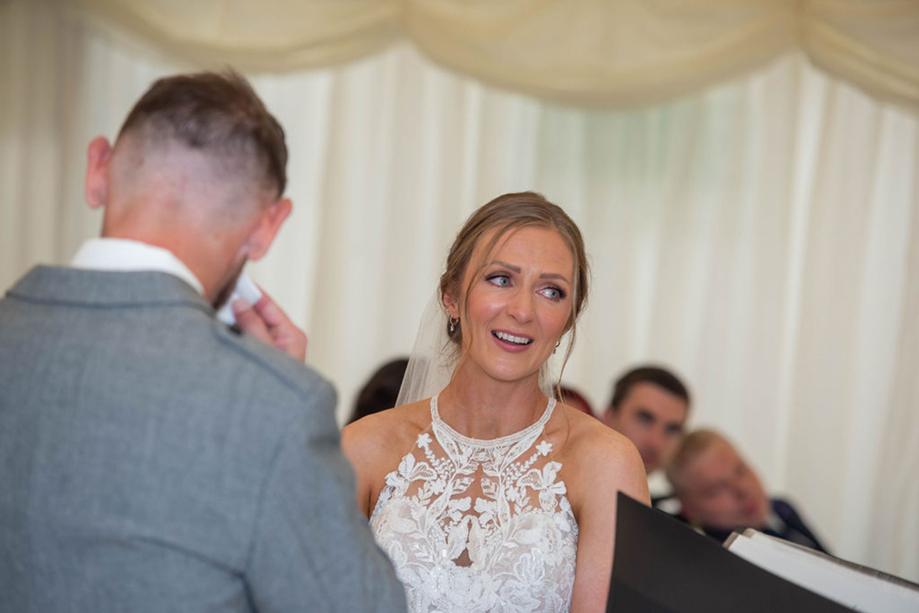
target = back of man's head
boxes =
[115,71,287,201]
[86,71,293,303]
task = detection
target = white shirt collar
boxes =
[70,238,205,296]
[647,470,671,498]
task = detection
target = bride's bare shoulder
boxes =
[552,405,649,505]
[560,406,643,468]
[341,399,431,466]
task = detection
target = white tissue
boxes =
[216,274,263,325]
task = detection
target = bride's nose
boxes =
[507,288,535,322]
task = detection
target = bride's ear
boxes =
[442,291,459,320]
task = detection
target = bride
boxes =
[342,192,649,612]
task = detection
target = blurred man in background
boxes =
[666,429,828,552]
[603,365,690,502]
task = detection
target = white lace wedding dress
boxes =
[370,395,578,613]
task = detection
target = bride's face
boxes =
[446,225,574,386]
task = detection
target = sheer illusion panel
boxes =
[370,396,578,613]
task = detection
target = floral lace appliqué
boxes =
[370,396,578,613]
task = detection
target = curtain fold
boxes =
[803,0,919,111]
[53,0,403,70]
[405,0,801,108]
[46,0,919,111]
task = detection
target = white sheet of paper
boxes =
[726,529,919,612]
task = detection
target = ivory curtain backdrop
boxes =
[44,0,919,112]
[3,0,919,585]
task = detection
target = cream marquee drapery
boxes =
[52,0,919,112]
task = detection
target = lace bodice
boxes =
[370,396,578,613]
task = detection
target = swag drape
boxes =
[48,0,919,112]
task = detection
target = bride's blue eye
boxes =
[487,274,511,287]
[540,286,566,301]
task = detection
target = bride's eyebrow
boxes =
[540,272,570,284]
[487,260,521,273]
[487,260,570,284]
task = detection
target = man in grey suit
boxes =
[0,72,406,612]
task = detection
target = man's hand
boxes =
[232,290,307,362]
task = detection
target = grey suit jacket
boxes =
[0,267,406,613]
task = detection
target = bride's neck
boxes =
[438,366,547,439]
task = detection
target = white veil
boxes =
[395,293,459,407]
[395,292,567,408]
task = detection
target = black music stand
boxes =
[606,492,852,612]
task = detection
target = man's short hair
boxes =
[117,70,287,198]
[609,365,690,411]
[665,428,722,493]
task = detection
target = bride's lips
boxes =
[491,330,533,352]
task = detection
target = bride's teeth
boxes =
[495,331,531,345]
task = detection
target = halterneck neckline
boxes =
[430,393,556,449]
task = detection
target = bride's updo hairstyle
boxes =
[439,191,590,366]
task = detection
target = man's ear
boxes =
[84,137,113,209]
[245,197,292,261]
